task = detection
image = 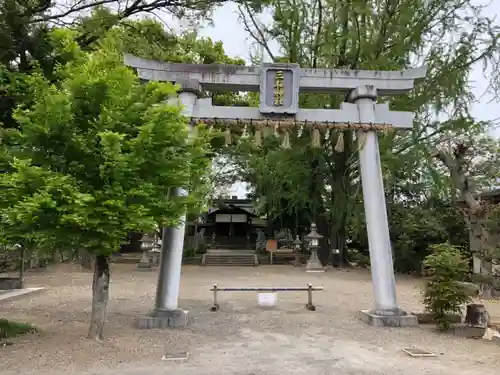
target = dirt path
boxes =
[0,264,499,375]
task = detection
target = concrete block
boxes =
[176,79,202,95]
[0,277,23,290]
[136,253,152,270]
[135,265,153,271]
[0,287,45,302]
[453,324,486,338]
[135,308,188,329]
[414,311,462,324]
[464,304,489,327]
[357,309,419,327]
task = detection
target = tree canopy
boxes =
[0,12,225,338]
[225,0,500,268]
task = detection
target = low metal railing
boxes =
[209,283,323,311]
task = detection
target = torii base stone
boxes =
[135,308,189,329]
[357,310,418,327]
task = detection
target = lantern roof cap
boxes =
[304,223,323,240]
[293,235,302,245]
[140,233,155,243]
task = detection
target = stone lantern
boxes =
[304,223,324,272]
[137,233,155,269]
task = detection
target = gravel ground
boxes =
[0,263,499,375]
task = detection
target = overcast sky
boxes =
[171,2,500,197]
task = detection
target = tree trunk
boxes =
[80,249,93,270]
[330,230,338,266]
[308,154,329,265]
[326,129,354,268]
[337,226,348,267]
[316,215,330,265]
[19,248,25,289]
[88,254,110,341]
[435,146,496,295]
[51,250,59,264]
[58,248,66,262]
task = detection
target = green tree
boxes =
[103,19,250,108]
[232,0,500,269]
[1,0,268,61]
[1,13,248,263]
[435,136,500,296]
[0,34,212,340]
[0,2,258,131]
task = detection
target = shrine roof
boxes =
[208,204,257,217]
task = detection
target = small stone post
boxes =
[210,284,219,311]
[305,284,316,311]
[137,233,154,270]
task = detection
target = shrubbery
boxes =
[423,243,471,331]
[0,319,36,339]
[347,249,370,268]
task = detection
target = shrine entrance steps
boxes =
[202,249,258,267]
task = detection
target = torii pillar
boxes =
[347,85,414,325]
[136,80,201,329]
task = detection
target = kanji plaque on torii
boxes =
[259,63,300,114]
[124,54,426,330]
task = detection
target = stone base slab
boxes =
[414,311,462,324]
[453,324,486,338]
[135,308,188,329]
[135,266,153,271]
[0,287,45,302]
[357,309,418,327]
[0,277,23,290]
[136,262,152,270]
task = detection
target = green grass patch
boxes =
[0,318,36,339]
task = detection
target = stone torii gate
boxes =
[125,54,426,328]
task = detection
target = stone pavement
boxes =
[10,326,497,375]
[1,264,499,375]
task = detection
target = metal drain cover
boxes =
[162,351,189,361]
[402,347,437,357]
